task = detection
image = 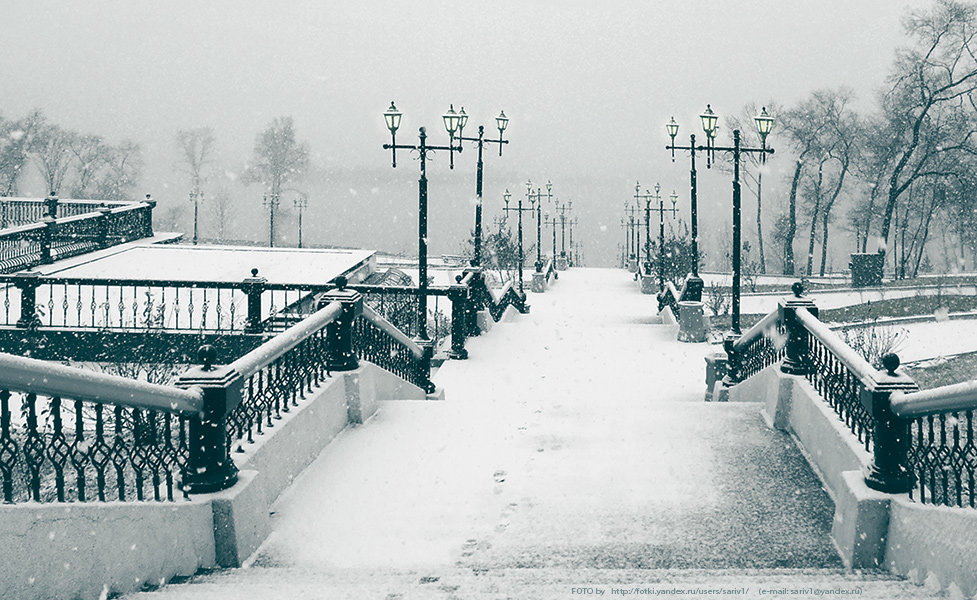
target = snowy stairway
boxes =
[123,269,931,599]
[129,566,943,599]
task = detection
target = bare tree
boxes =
[242,116,310,246]
[95,141,142,201]
[176,127,215,189]
[878,0,977,257]
[67,134,111,198]
[31,123,76,195]
[0,110,44,197]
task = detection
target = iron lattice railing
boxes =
[0,353,200,504]
[352,309,430,392]
[729,285,977,509]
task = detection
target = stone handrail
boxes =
[228,301,343,379]
[361,303,424,359]
[0,350,203,416]
[892,379,977,418]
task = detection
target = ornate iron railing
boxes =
[0,283,441,504]
[0,198,155,274]
[222,302,342,453]
[893,381,977,508]
[0,197,130,229]
[0,351,202,503]
[353,304,432,392]
[796,308,878,451]
[727,308,786,382]
[726,282,977,509]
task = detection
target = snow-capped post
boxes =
[40,213,55,265]
[43,192,59,219]
[174,346,240,494]
[13,270,42,328]
[417,339,436,394]
[721,334,740,387]
[446,283,469,360]
[241,268,267,333]
[320,276,362,371]
[96,206,113,248]
[863,353,918,494]
[780,281,818,375]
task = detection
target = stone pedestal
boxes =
[704,352,728,402]
[627,258,637,273]
[850,252,884,287]
[476,309,493,333]
[531,272,546,293]
[556,256,568,271]
[639,274,656,295]
[677,301,707,343]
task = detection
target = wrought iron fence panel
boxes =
[0,388,189,503]
[805,331,874,451]
[738,322,786,381]
[908,410,976,508]
[352,314,426,390]
[226,327,330,453]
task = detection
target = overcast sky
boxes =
[0,0,931,265]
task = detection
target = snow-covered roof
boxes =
[46,244,375,284]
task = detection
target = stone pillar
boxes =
[446,286,469,360]
[677,301,707,343]
[639,274,656,295]
[319,278,363,371]
[241,268,267,333]
[531,271,546,293]
[556,256,568,271]
[863,353,919,494]
[780,282,818,375]
[14,271,42,328]
[174,346,240,494]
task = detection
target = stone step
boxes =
[126,566,948,599]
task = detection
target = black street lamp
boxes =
[624,203,639,269]
[548,211,560,264]
[527,180,552,271]
[294,192,308,249]
[449,107,510,267]
[262,192,280,247]
[503,189,534,298]
[567,216,577,267]
[382,101,463,342]
[666,105,775,335]
[558,200,572,259]
[188,181,203,246]
[634,181,660,277]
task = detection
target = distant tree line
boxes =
[720,0,977,278]
[0,109,141,201]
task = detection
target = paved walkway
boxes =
[129,268,939,599]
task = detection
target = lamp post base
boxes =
[556,256,568,271]
[639,274,657,295]
[531,272,547,293]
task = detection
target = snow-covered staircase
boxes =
[122,269,946,600]
[129,566,944,599]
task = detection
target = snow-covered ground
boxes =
[730,285,977,315]
[872,318,977,363]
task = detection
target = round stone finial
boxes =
[792,281,804,297]
[881,353,900,376]
[334,275,348,290]
[198,344,217,371]
[455,274,463,283]
[251,268,259,277]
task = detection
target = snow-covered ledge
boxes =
[730,365,977,598]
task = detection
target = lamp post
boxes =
[634,182,661,276]
[666,105,775,335]
[262,192,280,247]
[567,216,577,267]
[448,107,510,267]
[558,200,572,258]
[528,180,552,271]
[189,180,203,246]
[548,212,560,264]
[502,189,534,298]
[294,192,308,248]
[382,101,463,341]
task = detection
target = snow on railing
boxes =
[0,351,203,503]
[725,281,977,508]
